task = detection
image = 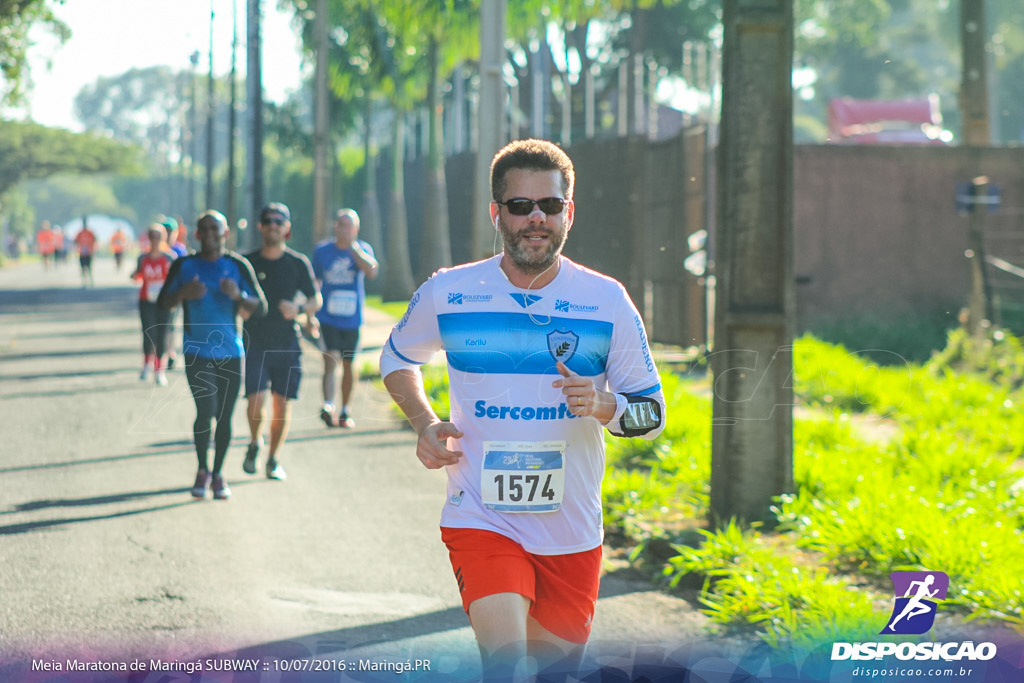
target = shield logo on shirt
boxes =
[547,329,579,363]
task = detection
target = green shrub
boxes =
[603,372,711,537]
[804,311,954,365]
[419,364,450,421]
[636,333,1024,645]
[664,520,879,649]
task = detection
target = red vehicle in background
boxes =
[827,95,952,145]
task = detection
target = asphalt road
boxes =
[0,255,723,682]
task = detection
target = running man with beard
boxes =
[241,203,321,481]
[380,139,666,681]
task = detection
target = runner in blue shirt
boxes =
[158,210,267,500]
[312,208,378,428]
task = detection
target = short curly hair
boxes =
[197,210,227,230]
[490,138,574,202]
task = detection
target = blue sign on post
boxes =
[956,182,1002,213]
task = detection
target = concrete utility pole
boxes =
[960,0,990,145]
[471,0,506,261]
[206,1,216,211]
[188,50,200,222]
[227,0,239,232]
[312,0,330,245]
[245,0,265,250]
[965,176,992,337]
[710,0,795,526]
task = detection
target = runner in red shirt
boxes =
[130,224,175,385]
[36,222,56,270]
[110,227,130,271]
[74,223,97,287]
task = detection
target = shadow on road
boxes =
[0,500,195,536]
[192,567,670,672]
[0,441,194,474]
[0,381,141,401]
[3,327,140,341]
[0,368,135,383]
[0,285,137,311]
[235,607,472,658]
[0,347,137,362]
[0,481,263,535]
[5,485,196,513]
[278,426,412,445]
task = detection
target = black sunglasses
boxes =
[261,217,286,226]
[496,197,568,216]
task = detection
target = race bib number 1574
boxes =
[481,441,565,513]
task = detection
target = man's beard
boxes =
[499,221,568,275]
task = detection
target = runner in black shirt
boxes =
[241,203,321,480]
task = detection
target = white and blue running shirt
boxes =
[380,255,665,555]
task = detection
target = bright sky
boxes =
[19,0,308,131]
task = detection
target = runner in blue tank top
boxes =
[158,210,267,500]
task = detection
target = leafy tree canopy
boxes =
[23,174,133,226]
[73,66,185,162]
[0,0,70,105]
[0,119,139,197]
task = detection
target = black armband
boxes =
[618,394,663,437]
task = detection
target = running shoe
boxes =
[243,441,260,474]
[319,407,335,428]
[265,458,287,481]
[212,473,231,500]
[154,370,168,386]
[190,469,211,498]
[140,365,152,381]
[338,411,355,429]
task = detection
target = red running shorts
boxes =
[440,526,602,644]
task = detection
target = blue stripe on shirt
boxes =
[438,311,612,376]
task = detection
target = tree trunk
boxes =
[417,35,453,283]
[360,100,383,295]
[627,1,648,137]
[381,114,415,301]
[566,20,592,140]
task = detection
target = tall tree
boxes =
[291,0,384,263]
[372,1,420,300]
[0,0,69,105]
[291,0,481,290]
[505,0,719,140]
[0,120,138,197]
[399,0,477,282]
[74,66,191,164]
[330,1,422,300]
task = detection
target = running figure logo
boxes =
[882,571,949,635]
